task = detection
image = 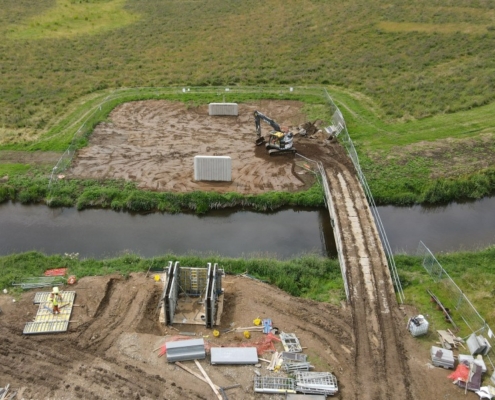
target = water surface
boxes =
[0,202,336,259]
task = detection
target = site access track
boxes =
[325,163,414,400]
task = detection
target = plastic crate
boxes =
[408,315,429,337]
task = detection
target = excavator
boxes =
[254,111,297,156]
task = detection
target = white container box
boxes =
[408,315,429,337]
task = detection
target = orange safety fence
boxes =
[44,268,68,277]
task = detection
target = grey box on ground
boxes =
[467,333,491,356]
[208,103,238,116]
[430,346,454,369]
[210,347,258,365]
[166,338,205,362]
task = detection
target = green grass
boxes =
[1,0,495,137]
[0,167,326,212]
[330,89,495,204]
[0,251,344,304]
[396,247,495,335]
[0,163,31,177]
[1,0,495,204]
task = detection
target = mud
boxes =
[0,274,474,400]
[67,100,327,194]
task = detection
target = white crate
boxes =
[208,103,238,116]
[194,156,232,181]
[408,315,429,337]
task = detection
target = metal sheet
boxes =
[166,338,205,362]
[286,394,326,400]
[210,347,258,365]
[294,371,338,396]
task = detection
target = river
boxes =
[377,196,495,254]
[1,196,494,259]
[0,202,336,259]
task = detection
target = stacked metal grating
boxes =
[12,276,65,290]
[281,352,307,362]
[294,371,338,396]
[254,376,296,394]
[430,346,455,369]
[280,332,303,353]
[166,338,205,362]
[283,362,313,372]
[286,395,326,400]
[281,350,312,372]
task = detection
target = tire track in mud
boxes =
[0,332,181,399]
[325,162,413,400]
[76,278,159,353]
[0,276,184,400]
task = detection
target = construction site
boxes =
[0,99,491,399]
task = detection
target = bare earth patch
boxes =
[0,273,475,400]
[67,100,328,194]
[0,150,62,165]
[381,133,495,179]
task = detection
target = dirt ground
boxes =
[0,273,477,400]
[0,100,480,399]
[67,100,331,194]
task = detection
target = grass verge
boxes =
[0,252,344,304]
[396,247,495,336]
[0,168,325,213]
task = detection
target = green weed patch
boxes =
[0,170,325,212]
[395,248,495,333]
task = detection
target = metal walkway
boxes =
[23,291,76,335]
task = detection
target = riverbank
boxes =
[1,246,494,332]
[1,90,495,207]
[0,169,325,213]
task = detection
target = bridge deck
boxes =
[325,165,413,400]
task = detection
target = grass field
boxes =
[1,0,495,136]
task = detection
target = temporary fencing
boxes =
[323,90,404,303]
[418,240,494,369]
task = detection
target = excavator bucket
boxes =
[256,137,266,146]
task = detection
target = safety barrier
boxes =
[323,90,404,303]
[418,241,494,369]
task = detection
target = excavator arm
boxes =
[254,111,282,145]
